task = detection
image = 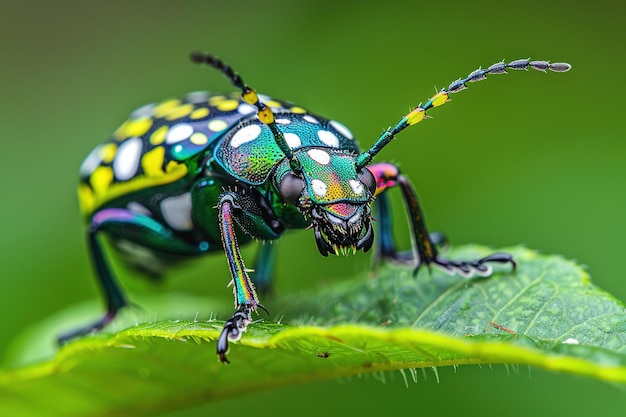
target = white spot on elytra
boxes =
[349,179,364,194]
[303,115,319,124]
[131,102,156,118]
[317,130,340,148]
[165,123,194,144]
[80,145,103,176]
[330,120,354,139]
[237,103,256,115]
[127,202,151,216]
[160,192,193,231]
[185,91,210,103]
[231,124,261,148]
[284,132,301,149]
[113,137,143,180]
[562,338,580,345]
[311,179,327,197]
[275,118,291,125]
[307,148,331,165]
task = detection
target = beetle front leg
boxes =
[373,175,447,266]
[216,192,270,363]
[369,163,516,277]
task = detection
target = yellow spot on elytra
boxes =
[166,160,181,174]
[129,117,152,136]
[141,146,165,177]
[289,106,306,114]
[113,121,128,140]
[88,165,189,216]
[190,107,210,119]
[208,119,228,132]
[217,99,239,112]
[153,99,182,118]
[431,92,450,107]
[264,100,281,108]
[90,166,114,196]
[190,132,208,145]
[150,125,168,145]
[209,96,225,106]
[99,143,117,163]
[77,183,95,216]
[114,118,153,140]
[165,103,194,121]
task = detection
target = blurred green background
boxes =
[1,0,625,415]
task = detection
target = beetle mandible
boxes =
[63,52,571,362]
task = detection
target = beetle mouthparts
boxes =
[311,208,373,257]
[314,225,336,257]
[356,222,374,252]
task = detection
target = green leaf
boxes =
[2,246,625,417]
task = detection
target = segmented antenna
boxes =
[355,58,571,169]
[190,52,298,167]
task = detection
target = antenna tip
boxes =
[549,62,572,72]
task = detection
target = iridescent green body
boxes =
[65,53,570,362]
[78,91,364,303]
[79,92,360,247]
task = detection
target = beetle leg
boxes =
[217,192,272,363]
[59,208,209,344]
[216,304,254,364]
[372,189,413,266]
[57,227,126,343]
[373,185,448,267]
[368,163,516,277]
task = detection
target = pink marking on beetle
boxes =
[325,202,359,219]
[367,163,400,196]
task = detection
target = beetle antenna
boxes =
[190,52,299,169]
[355,58,571,169]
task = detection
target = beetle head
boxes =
[277,147,377,256]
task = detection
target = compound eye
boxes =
[358,167,377,196]
[279,172,305,205]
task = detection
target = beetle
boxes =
[63,52,571,362]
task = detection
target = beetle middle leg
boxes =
[368,163,516,277]
[59,208,209,344]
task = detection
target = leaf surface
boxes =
[2,246,625,417]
